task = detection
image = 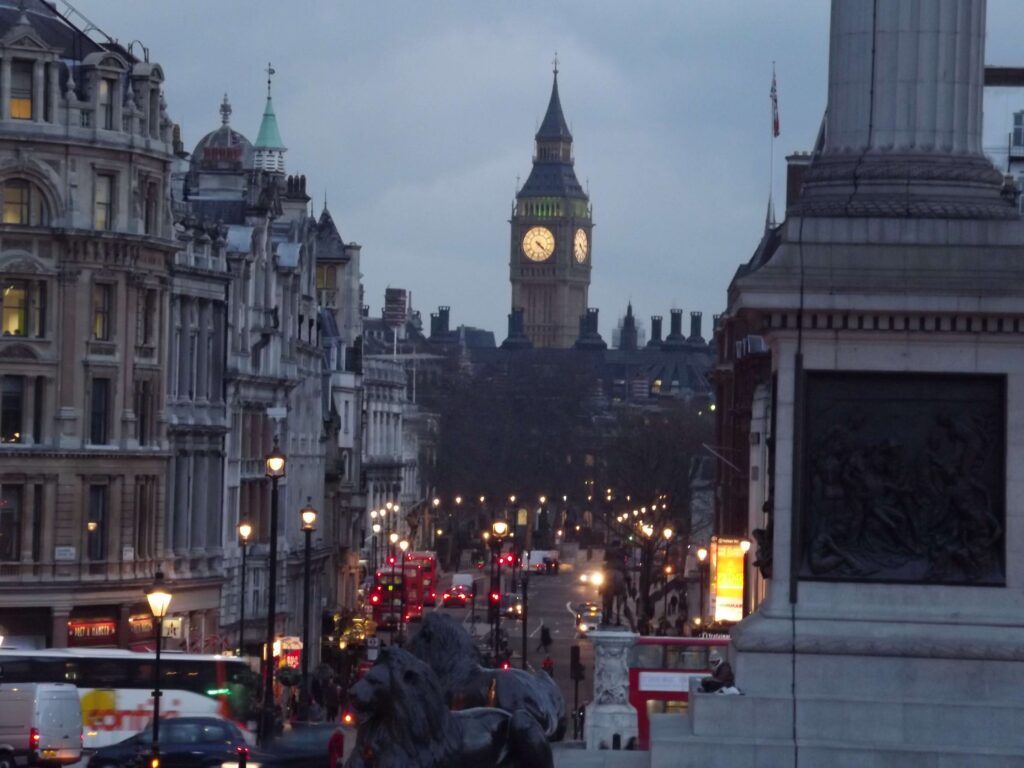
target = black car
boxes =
[230,722,344,768]
[86,717,249,768]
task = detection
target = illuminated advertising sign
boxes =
[711,538,745,623]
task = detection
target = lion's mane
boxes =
[347,647,462,768]
[406,612,483,694]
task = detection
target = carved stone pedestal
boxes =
[584,629,638,751]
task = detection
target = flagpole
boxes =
[769,61,776,213]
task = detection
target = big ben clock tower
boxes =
[509,61,593,348]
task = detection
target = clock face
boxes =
[574,229,589,263]
[522,226,555,262]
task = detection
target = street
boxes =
[426,545,602,735]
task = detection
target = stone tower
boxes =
[509,63,593,348]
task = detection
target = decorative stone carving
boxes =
[584,629,638,751]
[800,372,1005,585]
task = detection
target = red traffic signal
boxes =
[387,555,396,566]
[369,594,380,605]
[489,591,501,604]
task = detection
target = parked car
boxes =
[0,682,82,767]
[221,723,345,768]
[87,717,247,768]
[442,584,473,607]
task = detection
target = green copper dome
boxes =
[255,96,286,150]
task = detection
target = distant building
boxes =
[509,65,593,349]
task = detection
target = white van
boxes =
[0,683,82,767]
[450,572,476,594]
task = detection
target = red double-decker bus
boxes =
[368,562,426,627]
[405,551,439,607]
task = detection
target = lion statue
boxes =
[345,647,552,768]
[406,613,566,741]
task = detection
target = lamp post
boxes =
[146,572,172,765]
[261,438,286,746]
[371,522,381,573]
[696,546,709,625]
[300,499,317,702]
[490,519,508,664]
[237,522,253,656]
[398,539,409,642]
[370,509,379,571]
[388,532,399,643]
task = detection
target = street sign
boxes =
[367,636,380,661]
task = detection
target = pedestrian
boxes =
[324,676,340,721]
[542,655,554,677]
[668,594,678,616]
[537,624,553,654]
[328,726,346,768]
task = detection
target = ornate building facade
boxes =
[509,66,593,349]
[0,4,182,647]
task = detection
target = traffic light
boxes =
[570,644,585,681]
[489,590,501,605]
[387,555,396,566]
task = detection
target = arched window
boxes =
[2,179,49,226]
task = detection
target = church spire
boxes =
[536,53,572,142]
[254,62,287,173]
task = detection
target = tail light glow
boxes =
[30,727,40,750]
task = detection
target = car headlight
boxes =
[579,623,588,632]
[579,574,589,583]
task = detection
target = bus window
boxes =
[630,645,662,669]
[664,645,709,670]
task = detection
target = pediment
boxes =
[1,27,51,53]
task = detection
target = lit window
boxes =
[1,280,27,336]
[98,78,115,130]
[92,283,112,340]
[87,485,107,560]
[2,179,47,226]
[94,174,113,230]
[10,60,32,120]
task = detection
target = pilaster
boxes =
[584,629,639,750]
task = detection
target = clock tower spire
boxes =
[509,62,592,349]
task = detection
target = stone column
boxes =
[173,454,188,556]
[31,60,42,123]
[51,607,70,648]
[20,483,34,564]
[196,301,210,402]
[47,61,59,123]
[826,0,985,156]
[1,57,11,121]
[21,374,35,445]
[584,629,639,751]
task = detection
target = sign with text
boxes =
[711,538,745,623]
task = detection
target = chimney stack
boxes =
[648,315,663,347]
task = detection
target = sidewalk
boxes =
[553,743,648,767]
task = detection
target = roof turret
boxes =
[254,63,287,174]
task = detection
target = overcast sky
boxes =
[81,1,1024,341]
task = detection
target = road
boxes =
[429,546,604,735]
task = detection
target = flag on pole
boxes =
[770,67,780,138]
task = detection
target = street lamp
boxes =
[489,520,508,664]
[300,499,317,703]
[371,522,382,572]
[262,437,286,746]
[398,539,409,638]
[696,546,709,624]
[237,522,253,656]
[146,572,172,765]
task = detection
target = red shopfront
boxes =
[627,636,728,750]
